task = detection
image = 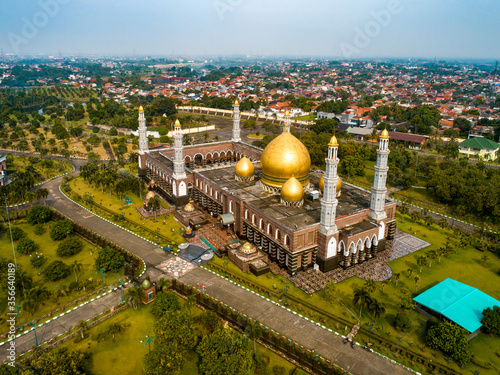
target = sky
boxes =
[1,0,499,59]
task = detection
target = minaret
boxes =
[283,110,291,133]
[137,106,148,175]
[319,135,340,236]
[369,129,390,221]
[232,99,241,142]
[172,119,186,180]
[138,105,148,155]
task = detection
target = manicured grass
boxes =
[68,176,185,246]
[0,219,123,334]
[7,155,73,182]
[58,294,302,375]
[247,133,265,139]
[294,114,316,121]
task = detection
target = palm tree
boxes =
[416,256,427,273]
[406,268,413,278]
[353,287,371,317]
[124,287,144,310]
[381,280,388,294]
[364,278,377,295]
[25,191,36,208]
[438,217,448,229]
[244,319,263,356]
[76,320,87,339]
[393,273,400,286]
[35,188,49,205]
[185,294,196,319]
[71,260,83,282]
[413,275,420,293]
[367,298,386,320]
[147,195,162,220]
[426,249,438,267]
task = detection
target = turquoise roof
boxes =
[413,278,500,333]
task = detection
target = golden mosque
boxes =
[138,103,397,274]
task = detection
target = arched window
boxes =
[339,240,346,255]
[275,229,281,241]
[259,219,264,229]
[245,210,249,219]
[252,214,256,225]
[378,221,385,240]
[284,234,290,247]
[327,237,337,257]
[229,200,233,213]
[267,224,272,234]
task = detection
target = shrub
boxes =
[426,321,472,366]
[33,224,46,236]
[94,247,124,272]
[16,237,38,255]
[50,220,74,241]
[27,206,53,225]
[471,356,493,369]
[197,310,222,334]
[57,236,84,257]
[481,306,500,336]
[68,281,80,292]
[42,260,71,281]
[10,227,26,241]
[395,312,412,332]
[30,254,46,269]
[272,365,285,375]
[151,291,181,318]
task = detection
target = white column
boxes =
[172,119,186,180]
[369,135,390,220]
[319,136,339,236]
[138,106,148,155]
[232,100,241,142]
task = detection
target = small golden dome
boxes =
[174,119,181,127]
[235,156,254,178]
[281,177,304,202]
[139,105,144,111]
[241,242,256,254]
[260,132,311,189]
[329,135,339,147]
[380,129,390,139]
[285,109,290,116]
[145,191,155,199]
[319,175,341,191]
[184,203,195,212]
[234,99,239,105]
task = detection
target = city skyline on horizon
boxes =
[1,0,499,60]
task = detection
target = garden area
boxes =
[0,206,125,335]
[65,163,184,247]
[206,211,500,374]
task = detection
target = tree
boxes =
[71,260,83,282]
[49,220,74,241]
[363,278,376,294]
[155,311,197,350]
[10,227,26,241]
[42,260,71,281]
[16,237,37,255]
[24,348,93,374]
[185,294,196,319]
[353,287,371,317]
[426,249,438,267]
[197,329,254,375]
[151,291,181,318]
[198,310,222,334]
[481,306,500,336]
[94,247,124,272]
[416,256,427,273]
[76,319,87,339]
[27,205,52,225]
[453,118,472,134]
[393,273,400,286]
[124,286,144,310]
[438,217,448,230]
[381,280,388,294]
[56,236,84,257]
[367,298,386,320]
[425,321,472,366]
[321,280,336,303]
[413,275,420,293]
[394,312,412,332]
[143,341,185,375]
[147,195,162,220]
[244,319,263,356]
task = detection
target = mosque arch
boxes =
[327,237,337,257]
[357,239,364,252]
[338,240,346,255]
[259,218,264,229]
[284,234,291,247]
[371,234,378,246]
[348,241,356,255]
[378,221,385,239]
[179,181,187,196]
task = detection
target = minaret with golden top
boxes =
[369,129,390,220]
[232,99,241,142]
[172,119,186,180]
[319,135,340,236]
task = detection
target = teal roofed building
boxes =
[458,137,500,161]
[413,278,500,338]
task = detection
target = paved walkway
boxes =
[2,174,412,374]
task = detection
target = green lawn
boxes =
[0,219,123,334]
[7,155,73,182]
[58,294,304,375]
[294,114,316,121]
[68,176,185,247]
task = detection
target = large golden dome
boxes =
[235,156,254,178]
[281,177,304,202]
[260,132,311,189]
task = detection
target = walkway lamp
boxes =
[15,305,22,330]
[97,268,105,292]
[367,322,374,346]
[30,321,38,347]
[141,334,155,354]
[283,284,290,305]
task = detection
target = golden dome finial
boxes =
[234,99,239,106]
[281,177,304,202]
[174,119,181,127]
[319,175,341,193]
[139,105,144,111]
[235,156,254,178]
[285,109,290,117]
[380,129,389,139]
[337,177,342,192]
[329,135,339,147]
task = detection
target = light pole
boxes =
[97,268,105,292]
[119,280,124,303]
[283,284,290,305]
[15,305,22,330]
[120,213,125,227]
[224,257,230,278]
[141,334,155,354]
[4,194,17,267]
[156,228,160,244]
[367,322,374,346]
[30,252,43,275]
[30,321,38,347]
